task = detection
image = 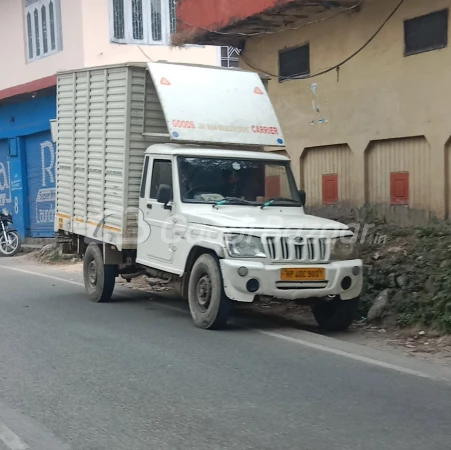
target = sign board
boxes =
[148,62,285,147]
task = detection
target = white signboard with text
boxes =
[148,62,285,147]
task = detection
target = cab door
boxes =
[137,157,175,270]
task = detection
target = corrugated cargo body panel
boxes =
[126,67,170,245]
[102,67,128,246]
[56,65,135,250]
[56,73,76,229]
[56,63,173,250]
[143,71,169,137]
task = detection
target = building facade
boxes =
[175,0,451,225]
[0,0,219,238]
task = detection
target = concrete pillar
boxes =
[348,137,368,209]
[426,133,447,219]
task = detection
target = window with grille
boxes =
[279,44,310,81]
[220,47,241,68]
[25,0,62,62]
[404,9,448,56]
[110,0,177,45]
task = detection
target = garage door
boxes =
[0,140,12,211]
[25,131,56,237]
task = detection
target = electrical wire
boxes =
[240,0,406,80]
[138,45,155,61]
[178,0,365,38]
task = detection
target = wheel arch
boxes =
[181,243,225,299]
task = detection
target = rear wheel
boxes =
[188,254,231,330]
[83,243,117,303]
[0,230,21,256]
[312,297,359,331]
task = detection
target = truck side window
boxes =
[140,157,149,199]
[149,160,173,199]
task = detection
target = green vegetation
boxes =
[360,219,451,333]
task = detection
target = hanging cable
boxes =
[137,45,155,62]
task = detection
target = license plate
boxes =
[281,268,326,282]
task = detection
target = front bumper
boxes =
[220,259,363,303]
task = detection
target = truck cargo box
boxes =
[55,62,284,250]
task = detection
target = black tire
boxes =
[312,297,359,331]
[83,243,117,303]
[188,253,231,330]
[0,230,21,256]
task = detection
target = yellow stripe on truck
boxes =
[86,221,121,233]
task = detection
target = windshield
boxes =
[178,157,301,206]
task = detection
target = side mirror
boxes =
[298,190,306,206]
[157,184,172,209]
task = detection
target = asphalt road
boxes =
[0,258,450,450]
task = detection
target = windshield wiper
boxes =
[261,198,301,209]
[214,197,255,208]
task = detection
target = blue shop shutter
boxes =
[0,140,12,212]
[25,131,56,237]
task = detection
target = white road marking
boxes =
[0,266,84,287]
[0,400,71,450]
[0,264,447,382]
[0,421,30,450]
[254,329,436,380]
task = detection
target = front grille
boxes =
[265,236,329,263]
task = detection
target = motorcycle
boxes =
[0,208,21,256]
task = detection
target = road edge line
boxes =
[2,264,448,382]
[254,329,442,381]
[0,421,30,450]
[0,266,84,287]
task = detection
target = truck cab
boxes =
[54,61,363,331]
[132,144,362,330]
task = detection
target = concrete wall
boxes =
[0,0,219,93]
[0,0,84,91]
[241,0,451,223]
[80,0,219,67]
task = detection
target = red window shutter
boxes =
[322,174,338,205]
[265,176,281,199]
[390,172,409,205]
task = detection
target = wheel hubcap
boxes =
[88,260,97,286]
[197,274,212,311]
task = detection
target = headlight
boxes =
[225,234,266,258]
[330,238,358,260]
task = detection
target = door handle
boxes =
[147,204,152,210]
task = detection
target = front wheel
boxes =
[0,230,21,256]
[83,243,117,303]
[188,254,231,330]
[311,297,359,331]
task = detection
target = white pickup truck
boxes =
[54,61,362,330]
